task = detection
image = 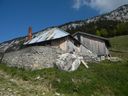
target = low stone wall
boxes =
[2,46,63,70]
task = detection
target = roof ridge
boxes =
[73,31,109,41]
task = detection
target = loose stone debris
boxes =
[56,53,89,72]
[108,57,122,62]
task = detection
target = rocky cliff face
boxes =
[86,4,128,23]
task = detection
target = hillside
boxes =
[109,35,128,60]
[110,35,128,51]
[0,35,128,96]
[59,4,128,37]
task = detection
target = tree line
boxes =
[66,20,128,38]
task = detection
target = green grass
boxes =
[110,35,128,52]
[110,35,128,60]
[0,61,128,96]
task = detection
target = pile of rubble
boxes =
[56,52,89,71]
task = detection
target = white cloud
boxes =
[73,0,128,13]
[72,0,82,10]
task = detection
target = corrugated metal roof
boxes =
[24,28,69,45]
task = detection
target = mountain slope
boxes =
[59,4,128,37]
[110,35,128,51]
[60,4,128,31]
[87,4,128,23]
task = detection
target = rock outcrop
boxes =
[56,53,89,72]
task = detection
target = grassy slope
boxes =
[110,35,128,60]
[0,35,128,96]
[0,62,128,96]
[110,35,128,51]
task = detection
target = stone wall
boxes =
[2,46,63,70]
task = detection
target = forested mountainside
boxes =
[59,4,128,37]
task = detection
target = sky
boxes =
[0,0,128,43]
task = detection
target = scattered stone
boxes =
[55,92,60,96]
[56,53,88,72]
[35,76,41,80]
[42,92,45,95]
[108,57,122,62]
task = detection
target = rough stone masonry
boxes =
[2,46,63,70]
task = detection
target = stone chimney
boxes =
[28,26,32,40]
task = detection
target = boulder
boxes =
[56,53,88,72]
